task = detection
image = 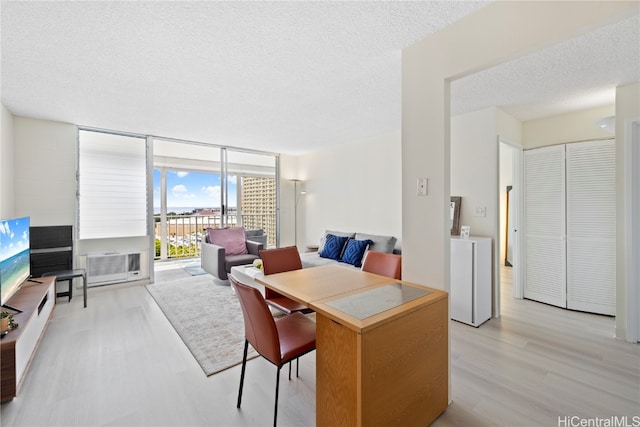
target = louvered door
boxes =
[566,140,616,315]
[523,145,567,308]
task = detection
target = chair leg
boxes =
[286,358,300,381]
[274,365,281,427]
[237,340,249,408]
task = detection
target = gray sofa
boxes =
[300,230,400,269]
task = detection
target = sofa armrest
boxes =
[246,240,264,255]
[201,241,227,280]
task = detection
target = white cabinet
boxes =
[450,236,492,327]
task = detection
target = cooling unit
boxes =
[87,252,142,285]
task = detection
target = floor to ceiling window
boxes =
[76,128,279,284]
[227,150,278,248]
[153,138,278,260]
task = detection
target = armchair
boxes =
[244,229,268,248]
[201,227,264,285]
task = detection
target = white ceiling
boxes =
[2,1,638,155]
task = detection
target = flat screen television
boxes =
[0,216,30,310]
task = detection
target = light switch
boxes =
[473,206,486,217]
[417,178,428,196]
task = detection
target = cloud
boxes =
[0,221,8,235]
[170,184,198,201]
[228,175,237,184]
[172,184,188,193]
[169,171,189,178]
[202,185,221,199]
[17,231,28,250]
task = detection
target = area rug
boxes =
[183,261,208,276]
[146,276,257,376]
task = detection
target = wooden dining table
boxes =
[256,264,449,427]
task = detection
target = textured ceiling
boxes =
[1,1,638,155]
[452,13,640,120]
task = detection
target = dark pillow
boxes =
[319,234,348,260]
[340,238,373,267]
[318,230,355,253]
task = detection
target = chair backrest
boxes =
[259,246,303,300]
[230,276,281,365]
[259,246,303,275]
[361,251,402,280]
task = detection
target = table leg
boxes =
[83,274,87,308]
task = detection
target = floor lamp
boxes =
[291,179,305,247]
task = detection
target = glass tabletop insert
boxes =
[325,283,432,320]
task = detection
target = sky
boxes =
[153,169,237,211]
[0,216,30,260]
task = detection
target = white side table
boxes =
[229,264,265,294]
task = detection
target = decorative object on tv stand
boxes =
[450,197,462,235]
[0,311,18,334]
[460,226,470,239]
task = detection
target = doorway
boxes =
[499,140,523,300]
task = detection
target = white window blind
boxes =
[78,130,147,239]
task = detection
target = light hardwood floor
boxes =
[1,263,638,426]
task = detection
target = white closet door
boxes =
[524,145,567,308]
[566,140,616,315]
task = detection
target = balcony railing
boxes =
[154,214,276,260]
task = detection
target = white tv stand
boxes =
[1,276,56,401]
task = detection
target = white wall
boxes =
[278,154,299,249]
[13,116,77,225]
[295,132,402,249]
[1,104,15,219]
[451,107,497,239]
[403,2,635,402]
[12,116,150,279]
[8,114,402,280]
[402,0,636,293]
[497,109,522,278]
[451,107,522,315]
[615,81,640,341]
[523,104,615,148]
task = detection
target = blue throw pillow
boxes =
[319,234,349,260]
[340,238,373,267]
